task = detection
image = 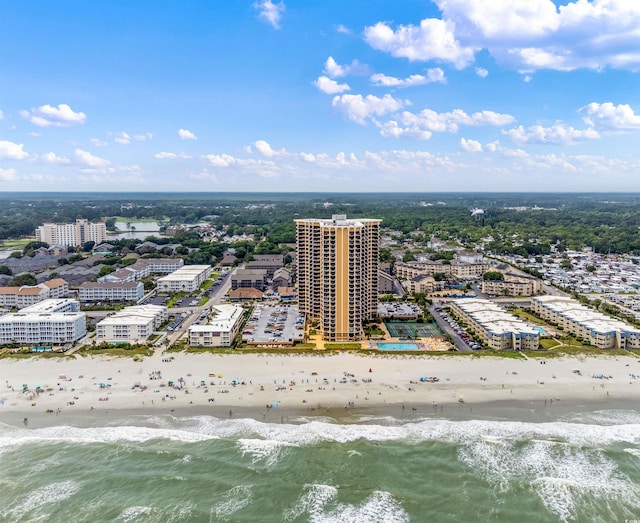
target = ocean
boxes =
[1,409,639,523]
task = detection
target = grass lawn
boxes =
[0,238,35,250]
[197,296,209,306]
[324,343,363,349]
[540,338,562,349]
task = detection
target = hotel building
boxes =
[35,219,107,247]
[296,214,381,342]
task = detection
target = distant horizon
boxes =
[2,1,640,191]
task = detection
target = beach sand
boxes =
[2,351,640,427]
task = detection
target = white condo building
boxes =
[96,304,168,342]
[0,278,69,308]
[35,219,107,247]
[532,296,640,349]
[189,304,244,347]
[0,299,86,345]
[449,298,540,351]
[157,265,212,293]
[79,281,144,303]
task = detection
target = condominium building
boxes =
[79,281,144,303]
[0,278,69,308]
[188,304,244,347]
[35,219,107,247]
[296,214,381,341]
[532,296,640,349]
[481,276,541,297]
[0,299,86,344]
[156,265,212,293]
[95,304,168,342]
[449,298,540,351]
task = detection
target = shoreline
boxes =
[2,351,640,427]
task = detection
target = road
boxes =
[427,303,471,352]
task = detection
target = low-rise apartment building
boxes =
[157,265,212,293]
[532,296,640,349]
[95,304,168,342]
[449,298,540,350]
[231,269,268,291]
[189,304,244,347]
[481,276,541,297]
[0,299,86,345]
[79,281,144,303]
[0,278,69,308]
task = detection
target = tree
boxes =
[586,265,597,273]
[10,273,37,286]
[98,265,116,277]
[0,265,11,275]
[402,251,416,262]
[483,271,504,281]
[82,241,95,252]
[433,272,447,282]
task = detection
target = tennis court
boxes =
[384,321,443,339]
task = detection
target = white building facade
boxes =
[0,299,86,345]
[35,219,107,247]
[189,304,244,347]
[79,282,144,302]
[157,265,212,293]
[95,304,168,342]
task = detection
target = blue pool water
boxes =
[378,342,420,351]
[533,327,547,334]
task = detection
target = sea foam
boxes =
[285,484,409,523]
[2,479,81,521]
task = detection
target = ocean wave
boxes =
[211,485,252,520]
[458,437,640,523]
[1,412,639,452]
[2,479,81,521]
[285,484,409,523]
[0,423,218,451]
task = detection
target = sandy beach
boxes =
[2,351,640,427]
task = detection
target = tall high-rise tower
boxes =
[295,214,381,342]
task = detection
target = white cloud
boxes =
[0,168,18,181]
[178,128,197,140]
[370,68,445,87]
[19,103,86,127]
[254,0,285,29]
[580,102,640,130]
[314,75,350,94]
[475,67,488,78]
[504,124,600,145]
[323,56,368,78]
[331,93,405,124]
[364,18,476,68]
[40,152,71,164]
[0,140,29,160]
[114,132,131,145]
[203,153,236,167]
[133,132,153,141]
[336,24,351,35]
[253,140,288,158]
[460,138,483,152]
[436,0,640,71]
[75,148,110,167]
[155,151,191,159]
[90,138,108,147]
[362,1,640,72]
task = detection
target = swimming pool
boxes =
[378,342,420,351]
[533,327,547,334]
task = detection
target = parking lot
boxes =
[172,295,200,308]
[431,306,482,350]
[242,304,305,345]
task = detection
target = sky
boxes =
[2,0,640,193]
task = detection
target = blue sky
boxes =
[1,0,640,192]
